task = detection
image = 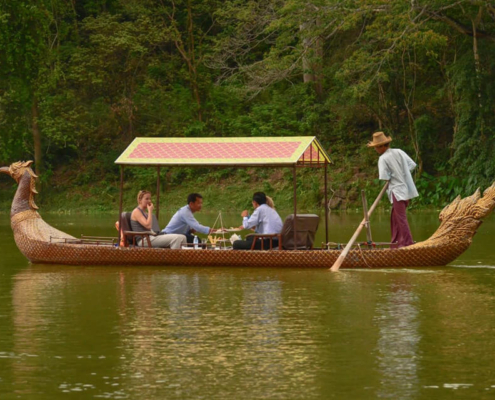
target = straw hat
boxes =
[367,131,392,147]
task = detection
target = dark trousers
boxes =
[185,231,195,244]
[233,236,279,250]
[391,194,414,248]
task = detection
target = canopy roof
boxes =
[115,136,331,167]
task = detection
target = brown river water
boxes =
[0,210,495,399]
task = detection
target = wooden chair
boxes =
[120,212,153,248]
[246,214,320,250]
[280,214,320,250]
[247,233,282,250]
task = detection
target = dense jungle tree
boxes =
[0,0,494,205]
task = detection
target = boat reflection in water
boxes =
[8,265,495,398]
[375,277,420,399]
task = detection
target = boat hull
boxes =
[4,163,495,269]
[16,234,470,268]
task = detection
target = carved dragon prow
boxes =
[410,182,495,248]
[1,161,75,245]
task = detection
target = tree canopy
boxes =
[1,0,494,206]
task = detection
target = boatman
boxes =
[233,192,283,250]
[162,193,216,243]
[367,132,418,248]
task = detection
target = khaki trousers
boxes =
[139,234,187,249]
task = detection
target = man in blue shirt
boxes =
[233,192,283,250]
[162,193,215,243]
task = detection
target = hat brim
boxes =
[367,137,392,147]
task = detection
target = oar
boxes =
[330,182,389,272]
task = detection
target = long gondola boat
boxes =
[2,136,495,268]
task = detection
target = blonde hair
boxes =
[266,196,275,209]
[137,190,151,204]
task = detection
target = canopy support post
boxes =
[324,161,328,245]
[293,165,297,250]
[118,165,124,247]
[156,166,161,220]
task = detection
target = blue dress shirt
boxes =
[163,205,210,235]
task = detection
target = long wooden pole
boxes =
[324,162,328,244]
[118,166,124,247]
[361,190,372,246]
[330,182,389,272]
[156,166,160,220]
[293,166,297,250]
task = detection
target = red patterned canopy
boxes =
[116,137,330,167]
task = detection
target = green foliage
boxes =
[1,0,495,210]
[447,43,495,188]
[413,172,466,207]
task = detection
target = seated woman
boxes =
[130,190,186,249]
[266,195,275,209]
[233,192,283,250]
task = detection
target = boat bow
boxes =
[2,161,75,260]
[409,183,495,249]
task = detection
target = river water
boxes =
[1,211,495,399]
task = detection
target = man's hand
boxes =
[209,228,216,233]
[241,210,249,218]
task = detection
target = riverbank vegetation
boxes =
[1,0,494,212]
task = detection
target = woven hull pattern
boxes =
[13,230,471,268]
[4,163,495,269]
[12,207,472,268]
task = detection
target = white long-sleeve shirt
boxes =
[378,148,419,203]
[242,204,283,234]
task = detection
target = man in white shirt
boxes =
[233,192,283,250]
[367,132,418,248]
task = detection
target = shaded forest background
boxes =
[1,0,495,211]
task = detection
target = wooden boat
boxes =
[2,158,495,268]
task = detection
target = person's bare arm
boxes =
[131,204,154,229]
